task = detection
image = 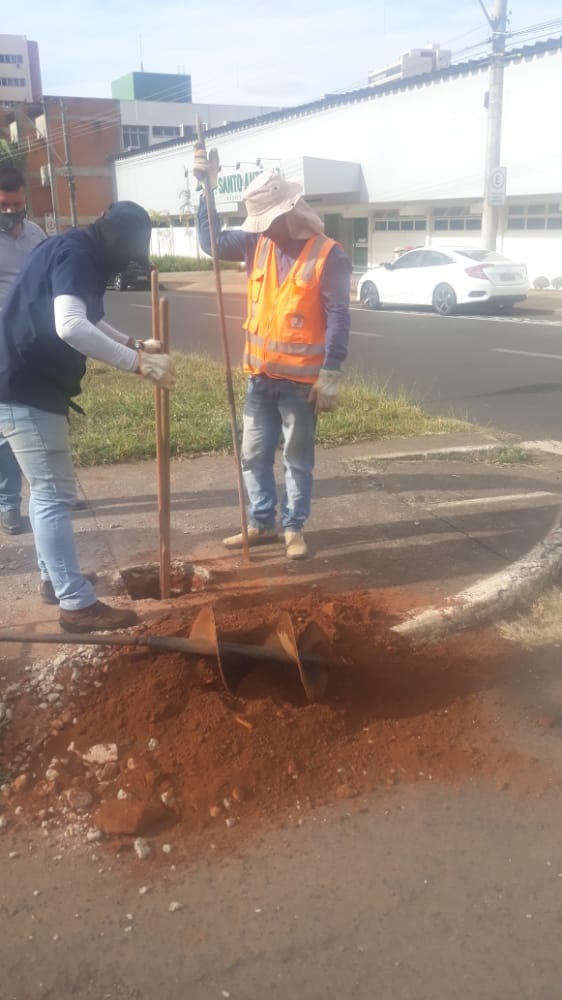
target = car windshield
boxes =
[455,250,512,263]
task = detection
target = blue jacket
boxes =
[0,227,110,414]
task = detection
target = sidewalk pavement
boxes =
[158,270,562,317]
[2,429,562,644]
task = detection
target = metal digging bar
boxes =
[0,607,330,702]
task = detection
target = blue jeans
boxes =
[0,403,96,610]
[242,375,317,532]
[0,437,22,512]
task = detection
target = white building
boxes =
[113,38,562,283]
[117,98,278,152]
[0,34,41,104]
[367,44,451,87]
[112,68,277,152]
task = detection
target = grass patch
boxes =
[476,445,533,466]
[151,255,240,273]
[69,356,469,467]
[426,445,534,465]
[499,587,562,647]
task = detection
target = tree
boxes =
[0,138,27,173]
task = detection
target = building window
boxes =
[0,77,26,87]
[0,54,23,66]
[507,203,562,231]
[122,125,149,149]
[432,205,481,231]
[374,210,427,232]
[152,125,181,138]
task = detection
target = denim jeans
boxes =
[0,402,96,610]
[0,437,22,512]
[242,375,317,532]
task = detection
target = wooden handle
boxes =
[151,268,171,599]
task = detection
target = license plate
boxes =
[500,273,516,281]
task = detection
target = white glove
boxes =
[192,142,220,189]
[137,353,176,389]
[307,369,343,414]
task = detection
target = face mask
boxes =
[0,209,26,233]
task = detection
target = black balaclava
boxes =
[92,201,151,272]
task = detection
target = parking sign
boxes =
[488,167,507,206]
[44,213,57,236]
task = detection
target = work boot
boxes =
[223,526,278,550]
[0,509,24,535]
[285,530,308,560]
[40,572,98,606]
[59,600,138,633]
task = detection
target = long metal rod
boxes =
[195,116,250,562]
[0,631,321,668]
[158,296,171,598]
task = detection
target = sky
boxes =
[12,1,562,109]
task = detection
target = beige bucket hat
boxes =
[240,169,303,233]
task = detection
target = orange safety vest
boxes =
[243,233,337,384]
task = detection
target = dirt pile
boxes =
[0,587,549,861]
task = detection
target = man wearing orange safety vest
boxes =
[194,146,351,560]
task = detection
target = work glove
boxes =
[307,369,343,414]
[192,142,220,189]
[137,352,177,389]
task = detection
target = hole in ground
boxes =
[119,560,212,600]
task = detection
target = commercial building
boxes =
[0,34,41,105]
[112,37,562,283]
[113,71,275,151]
[5,96,122,231]
[111,71,193,104]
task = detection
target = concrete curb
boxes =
[392,511,562,642]
[352,443,508,462]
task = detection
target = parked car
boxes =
[356,247,529,315]
[108,260,153,292]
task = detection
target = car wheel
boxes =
[360,281,380,309]
[432,283,457,316]
[113,273,124,291]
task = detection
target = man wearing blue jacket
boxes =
[0,201,176,632]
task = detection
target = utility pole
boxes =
[480,0,508,250]
[59,97,78,227]
[43,98,60,233]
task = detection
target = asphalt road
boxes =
[105,289,562,439]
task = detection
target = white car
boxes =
[356,246,529,315]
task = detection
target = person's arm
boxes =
[54,296,175,388]
[307,247,351,414]
[97,317,160,353]
[54,295,139,371]
[197,195,255,266]
[50,250,175,387]
[320,247,351,369]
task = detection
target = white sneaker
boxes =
[223,526,278,550]
[285,530,308,560]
